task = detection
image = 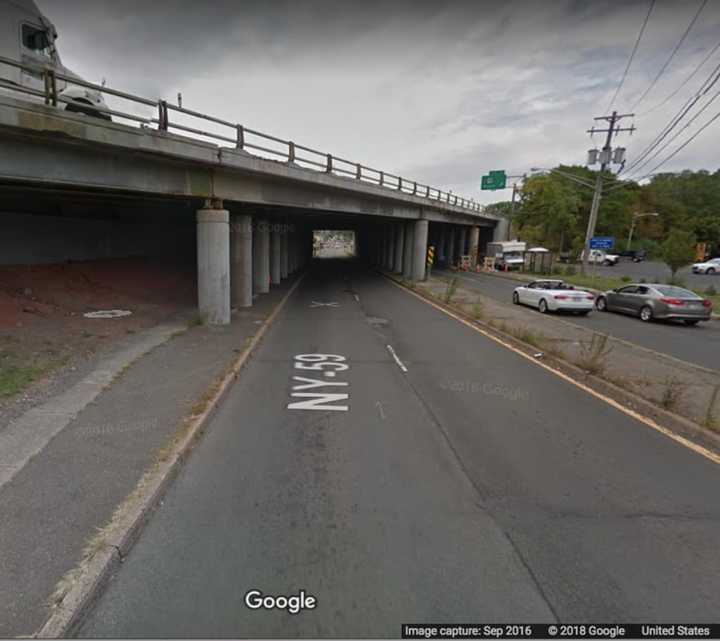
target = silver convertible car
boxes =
[595,283,712,325]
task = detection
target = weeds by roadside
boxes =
[574,333,612,376]
[471,297,484,319]
[660,376,686,411]
[443,277,459,304]
[703,384,719,430]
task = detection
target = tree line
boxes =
[485,167,720,265]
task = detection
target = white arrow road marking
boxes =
[386,345,408,373]
[375,401,386,420]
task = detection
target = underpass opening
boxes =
[312,229,356,260]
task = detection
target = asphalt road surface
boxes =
[78,260,719,638]
[440,269,720,372]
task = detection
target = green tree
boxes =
[661,229,696,279]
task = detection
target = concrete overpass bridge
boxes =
[0,64,507,324]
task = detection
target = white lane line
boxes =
[353,294,360,303]
[386,344,408,373]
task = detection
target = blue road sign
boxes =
[590,236,614,250]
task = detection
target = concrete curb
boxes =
[384,272,720,461]
[34,273,306,639]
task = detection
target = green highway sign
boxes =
[481,170,507,190]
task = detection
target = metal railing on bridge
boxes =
[0,55,485,214]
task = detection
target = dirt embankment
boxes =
[0,258,196,407]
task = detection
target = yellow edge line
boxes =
[388,277,720,466]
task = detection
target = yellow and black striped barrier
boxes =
[426,245,435,267]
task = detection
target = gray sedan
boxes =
[595,283,713,325]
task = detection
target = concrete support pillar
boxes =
[287,231,294,274]
[402,222,414,279]
[493,218,509,242]
[230,214,253,308]
[281,225,289,279]
[437,225,446,261]
[469,226,480,268]
[197,207,230,325]
[270,226,282,285]
[381,225,390,270]
[446,225,456,267]
[393,222,405,273]
[253,219,270,294]
[412,219,429,282]
[458,227,468,260]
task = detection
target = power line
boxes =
[631,0,709,111]
[606,0,656,113]
[627,107,720,182]
[642,37,720,115]
[621,58,720,174]
[624,85,720,179]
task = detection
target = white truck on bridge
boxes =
[0,0,109,118]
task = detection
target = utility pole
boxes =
[582,111,635,275]
[506,174,526,241]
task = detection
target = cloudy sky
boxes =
[39,0,720,204]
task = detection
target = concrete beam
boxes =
[230,214,253,308]
[0,98,503,228]
[197,208,230,325]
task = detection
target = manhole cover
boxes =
[83,310,133,319]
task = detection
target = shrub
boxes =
[564,265,576,276]
[660,377,686,411]
[621,275,632,283]
[705,285,717,296]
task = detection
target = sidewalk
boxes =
[0,277,297,638]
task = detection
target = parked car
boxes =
[618,249,647,262]
[595,284,712,325]
[691,257,720,274]
[581,249,620,266]
[512,279,595,315]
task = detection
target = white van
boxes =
[0,0,109,118]
[487,240,527,270]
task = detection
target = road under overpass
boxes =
[0,95,508,324]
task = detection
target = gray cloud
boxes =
[35,0,720,204]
